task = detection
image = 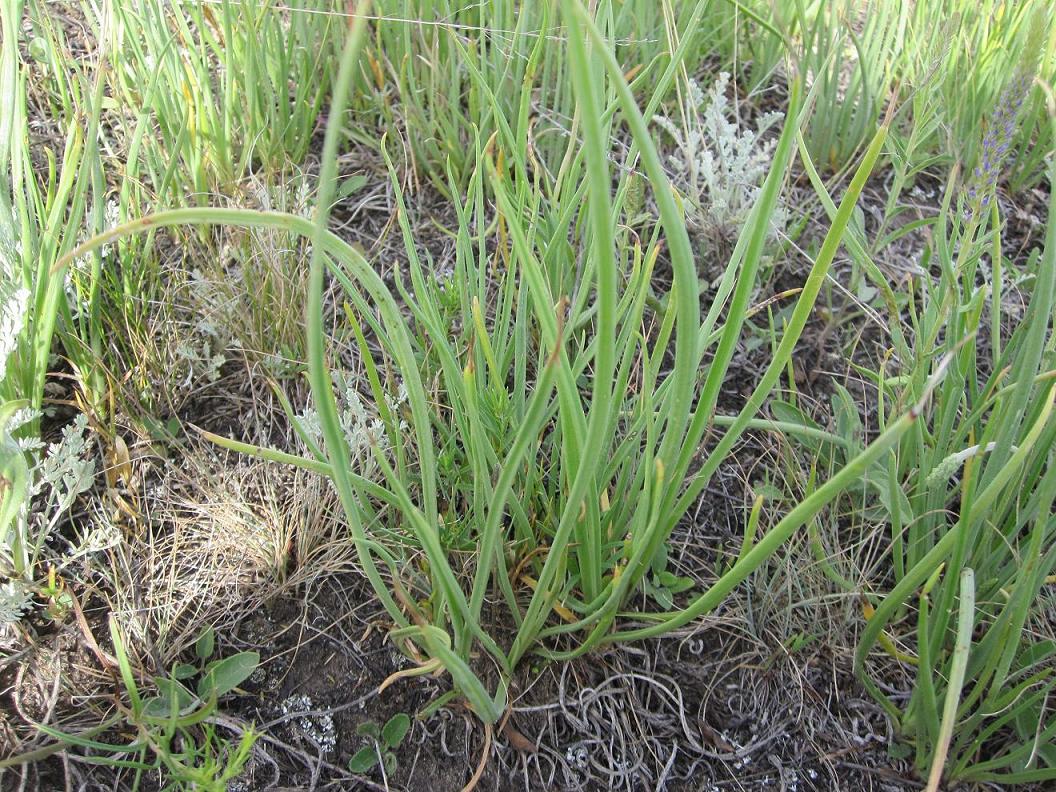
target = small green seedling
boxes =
[643,570,696,611]
[347,713,411,777]
[642,543,696,610]
[0,619,259,790]
[144,626,259,717]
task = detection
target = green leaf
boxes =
[28,37,48,62]
[769,400,821,432]
[348,746,378,773]
[356,721,380,740]
[195,626,215,661]
[753,481,785,502]
[870,466,913,525]
[649,542,669,575]
[655,571,694,593]
[668,576,696,594]
[1038,743,1056,769]
[888,740,912,760]
[143,677,197,718]
[787,632,817,653]
[1016,640,1056,671]
[382,713,410,749]
[417,691,459,720]
[336,174,368,200]
[172,663,197,680]
[382,751,397,776]
[831,384,862,446]
[197,651,259,698]
[656,571,680,588]
[647,579,674,610]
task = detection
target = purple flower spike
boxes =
[963,8,1046,222]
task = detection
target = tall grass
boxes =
[353,0,788,191]
[6,0,1055,785]
[788,0,907,174]
[853,164,1056,786]
[50,0,922,723]
[0,0,110,580]
[105,0,341,204]
[790,24,1056,780]
[0,0,105,418]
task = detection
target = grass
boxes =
[2,0,1055,789]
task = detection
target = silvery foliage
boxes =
[0,411,96,625]
[1,201,28,386]
[0,283,28,385]
[176,268,231,385]
[34,413,95,506]
[652,73,784,242]
[298,373,408,474]
[0,578,33,625]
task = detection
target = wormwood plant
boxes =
[0,407,94,592]
[652,71,784,258]
[55,0,929,726]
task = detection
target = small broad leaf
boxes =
[769,400,823,453]
[647,579,673,610]
[649,542,669,575]
[769,400,820,431]
[172,663,197,680]
[195,626,215,661]
[28,37,48,62]
[142,696,178,718]
[348,746,379,773]
[656,571,679,588]
[197,651,259,698]
[668,575,695,594]
[382,713,411,749]
[382,750,397,775]
[144,680,194,718]
[753,481,785,502]
[887,739,912,760]
[356,721,380,740]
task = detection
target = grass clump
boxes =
[3,0,1056,789]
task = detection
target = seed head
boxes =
[965,7,1047,219]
